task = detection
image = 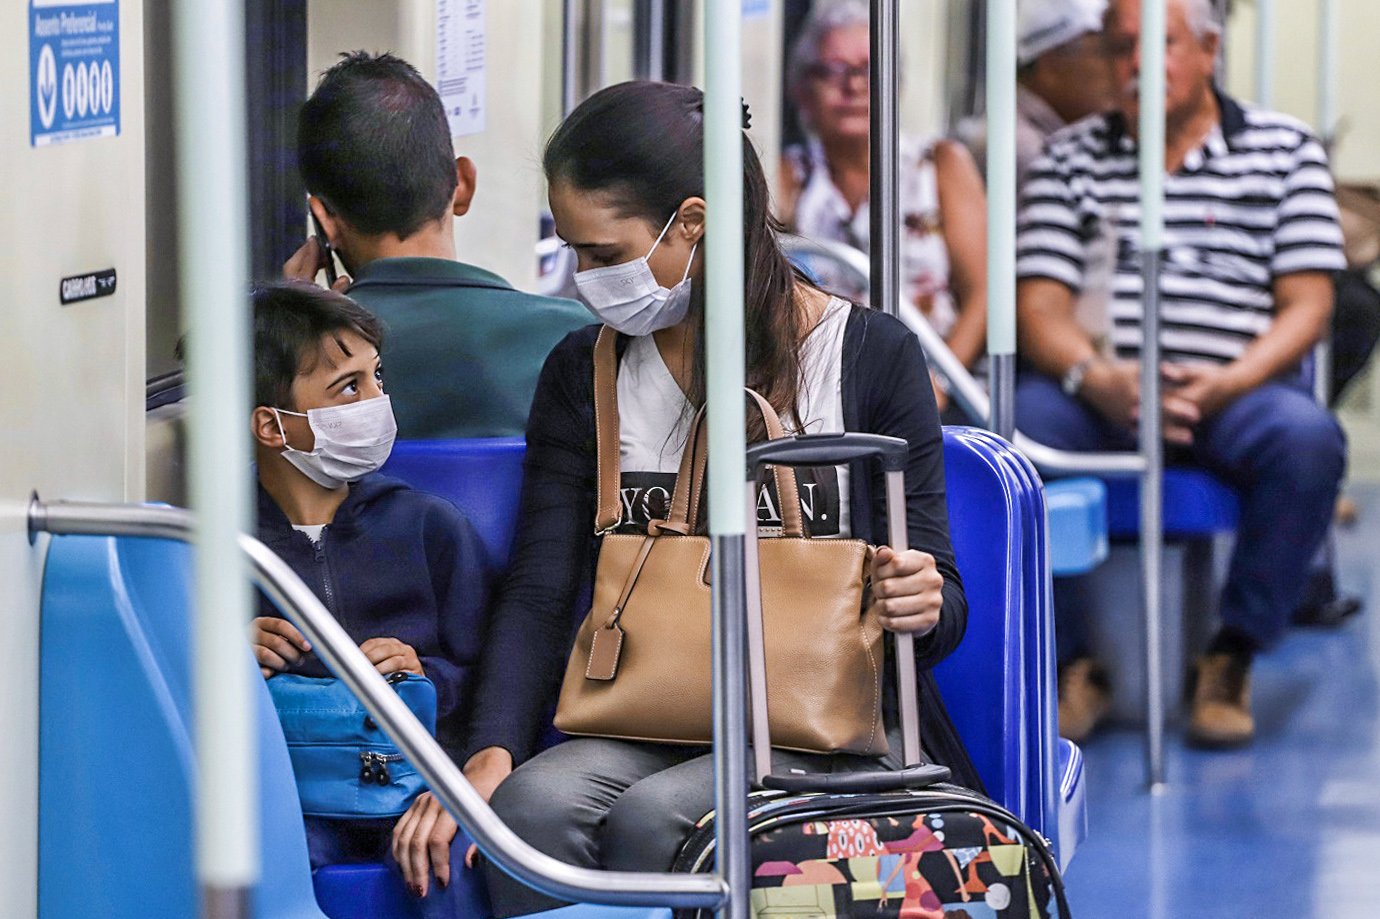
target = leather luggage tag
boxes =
[586,623,625,681]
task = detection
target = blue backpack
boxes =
[268,672,436,819]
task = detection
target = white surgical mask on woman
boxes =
[273,394,398,490]
[573,212,698,336]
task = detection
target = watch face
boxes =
[1062,361,1087,396]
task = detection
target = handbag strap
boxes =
[593,326,623,533]
[592,325,804,537]
[676,394,805,537]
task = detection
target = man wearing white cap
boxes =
[1014,0,1115,182]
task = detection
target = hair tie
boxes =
[689,95,753,131]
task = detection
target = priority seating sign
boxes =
[30,0,120,147]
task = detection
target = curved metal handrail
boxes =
[27,497,728,910]
[780,234,1147,477]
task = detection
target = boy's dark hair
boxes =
[298,51,457,240]
[253,282,385,411]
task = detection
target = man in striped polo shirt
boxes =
[1015,0,1347,748]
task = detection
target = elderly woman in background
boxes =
[778,0,988,413]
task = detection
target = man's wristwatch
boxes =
[1061,356,1096,397]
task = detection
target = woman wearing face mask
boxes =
[389,81,976,914]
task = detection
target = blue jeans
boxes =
[304,815,470,918]
[1016,374,1346,654]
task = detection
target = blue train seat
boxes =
[935,427,1086,868]
[1013,454,1090,867]
[38,532,326,919]
[1103,468,1240,538]
[1045,477,1109,576]
[382,438,528,569]
[310,439,531,917]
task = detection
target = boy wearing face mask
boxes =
[248,282,484,910]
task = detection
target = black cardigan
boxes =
[466,306,980,789]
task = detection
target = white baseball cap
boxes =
[1018,0,1108,66]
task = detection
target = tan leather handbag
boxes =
[553,327,887,755]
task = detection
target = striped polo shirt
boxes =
[1016,91,1345,365]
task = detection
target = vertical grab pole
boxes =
[1139,0,1168,791]
[886,467,923,765]
[562,0,579,116]
[170,0,258,914]
[704,1,750,916]
[868,0,901,319]
[1313,0,1338,407]
[1318,0,1338,144]
[868,0,924,766]
[1255,0,1275,108]
[986,0,1018,440]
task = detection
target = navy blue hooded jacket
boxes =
[256,473,489,758]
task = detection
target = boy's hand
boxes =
[392,792,458,898]
[360,637,424,676]
[250,617,312,678]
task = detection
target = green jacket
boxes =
[346,257,592,439]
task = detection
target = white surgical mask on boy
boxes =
[273,394,398,490]
[573,212,698,336]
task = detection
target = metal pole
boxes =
[743,484,774,783]
[170,0,255,911]
[986,0,1018,439]
[887,469,923,764]
[562,0,579,115]
[868,0,901,319]
[1255,0,1275,108]
[1318,0,1338,145]
[633,0,667,81]
[705,1,750,916]
[1139,0,1168,791]
[581,0,606,104]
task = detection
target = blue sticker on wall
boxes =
[743,0,771,16]
[30,0,120,147]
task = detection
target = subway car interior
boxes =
[5,0,1380,916]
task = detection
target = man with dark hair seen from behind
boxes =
[1016,0,1347,748]
[286,51,590,439]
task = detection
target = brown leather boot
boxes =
[1058,657,1112,743]
[1188,653,1254,748]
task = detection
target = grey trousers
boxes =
[484,735,902,917]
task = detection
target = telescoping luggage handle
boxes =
[743,433,950,793]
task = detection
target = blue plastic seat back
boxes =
[39,532,326,919]
[933,428,1030,819]
[986,436,1066,857]
[1104,468,1240,537]
[1044,478,1109,576]
[933,427,1078,865]
[314,438,531,918]
[382,438,527,570]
